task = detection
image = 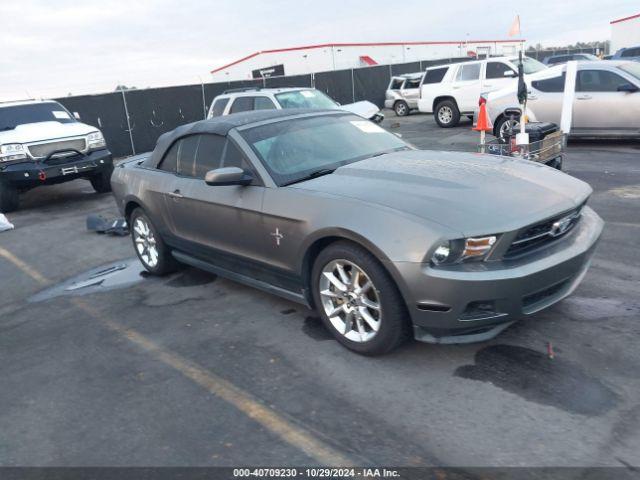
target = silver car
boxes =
[485,60,640,138]
[384,73,423,116]
[111,109,603,355]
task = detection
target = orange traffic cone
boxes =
[474,99,493,153]
[473,101,492,132]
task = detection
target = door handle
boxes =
[528,95,538,100]
[484,84,493,88]
[576,95,592,100]
[168,189,183,199]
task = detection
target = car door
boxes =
[399,77,422,108]
[163,133,266,262]
[451,63,482,113]
[528,73,566,125]
[483,61,517,93]
[573,69,640,135]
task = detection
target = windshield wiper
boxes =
[0,126,15,131]
[368,146,411,159]
[282,168,335,186]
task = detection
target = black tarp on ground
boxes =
[353,65,390,109]
[313,69,353,105]
[265,74,313,89]
[124,84,205,154]
[391,62,421,76]
[56,93,133,158]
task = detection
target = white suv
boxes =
[417,56,547,127]
[207,87,384,123]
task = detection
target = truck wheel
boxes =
[311,241,410,355]
[0,182,19,213]
[90,165,114,193]
[434,100,460,128]
[130,208,178,275]
[394,101,409,117]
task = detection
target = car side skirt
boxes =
[171,250,311,307]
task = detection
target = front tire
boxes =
[0,181,19,213]
[311,241,410,355]
[89,165,114,193]
[434,100,460,128]
[130,208,178,275]
[494,115,520,139]
[394,100,409,117]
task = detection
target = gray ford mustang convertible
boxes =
[111,109,603,355]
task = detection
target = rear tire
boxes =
[0,181,19,213]
[90,165,114,193]
[434,100,460,128]
[394,100,410,117]
[311,241,410,355]
[129,208,178,275]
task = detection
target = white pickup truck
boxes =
[417,56,547,127]
[0,100,112,212]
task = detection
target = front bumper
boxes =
[384,99,395,109]
[388,206,604,344]
[0,149,112,189]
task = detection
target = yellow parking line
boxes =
[0,246,49,285]
[2,247,353,466]
[75,298,352,466]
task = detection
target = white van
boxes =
[417,56,546,127]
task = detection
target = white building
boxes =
[210,40,524,82]
[611,13,640,53]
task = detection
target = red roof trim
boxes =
[210,40,525,74]
[359,55,378,65]
[611,13,640,24]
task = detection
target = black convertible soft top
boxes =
[143,109,341,168]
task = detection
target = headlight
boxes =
[0,143,28,162]
[87,131,106,150]
[430,235,497,266]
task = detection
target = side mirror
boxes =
[618,83,639,93]
[204,167,252,186]
[73,112,81,120]
[504,70,517,77]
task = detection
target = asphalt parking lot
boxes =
[1,112,639,468]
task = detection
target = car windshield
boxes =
[619,63,640,81]
[509,56,547,74]
[275,90,338,109]
[0,102,75,131]
[240,113,410,186]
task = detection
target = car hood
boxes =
[338,101,381,120]
[290,150,592,236]
[0,121,97,144]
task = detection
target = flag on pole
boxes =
[508,15,521,36]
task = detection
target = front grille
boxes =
[523,279,570,310]
[28,139,86,159]
[505,207,582,258]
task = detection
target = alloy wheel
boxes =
[319,259,381,343]
[396,103,408,116]
[500,119,520,138]
[133,217,159,268]
[438,106,453,124]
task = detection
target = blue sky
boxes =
[0,0,634,100]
